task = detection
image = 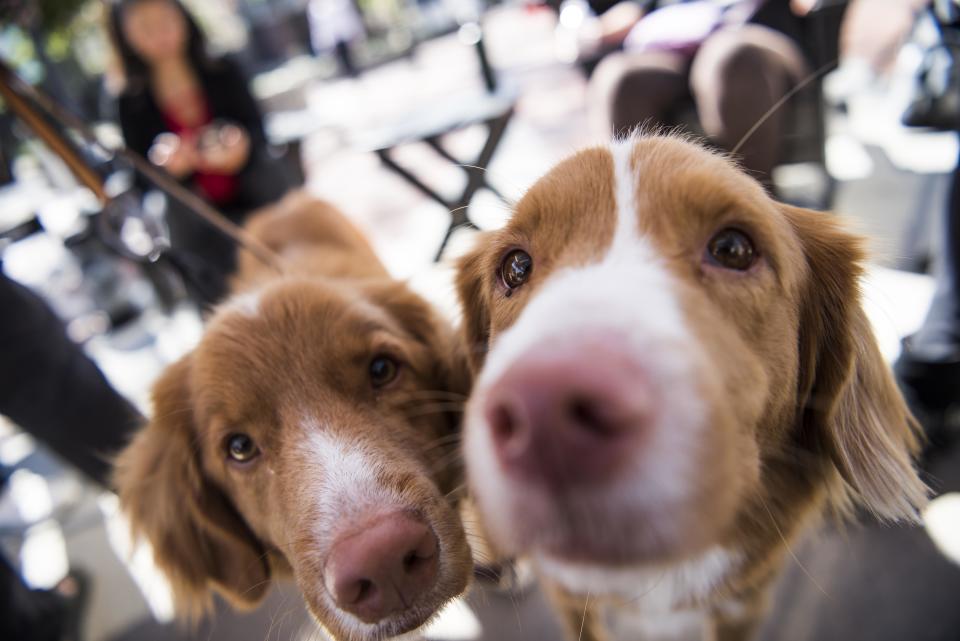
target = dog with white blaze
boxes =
[456,134,927,641]
[115,193,473,641]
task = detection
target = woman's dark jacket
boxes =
[117,55,284,214]
[116,56,288,305]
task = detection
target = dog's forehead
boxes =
[218,279,397,341]
[630,137,763,214]
[507,145,618,262]
[193,282,397,406]
[506,136,776,263]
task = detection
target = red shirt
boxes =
[161,98,239,205]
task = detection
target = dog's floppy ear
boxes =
[113,356,271,615]
[455,239,492,371]
[784,205,927,522]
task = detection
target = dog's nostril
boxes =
[403,550,428,573]
[489,398,536,460]
[490,403,516,443]
[569,396,596,426]
[325,513,439,622]
[567,394,623,437]
[355,579,374,604]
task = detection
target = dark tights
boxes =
[912,147,960,359]
[0,269,142,640]
[591,25,807,186]
[0,270,142,484]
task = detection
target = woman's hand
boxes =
[196,123,250,175]
[148,132,197,178]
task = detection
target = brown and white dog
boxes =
[456,135,928,641]
[114,194,473,641]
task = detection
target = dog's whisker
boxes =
[757,493,830,599]
[444,482,468,499]
[508,576,524,633]
[264,595,295,641]
[396,409,465,423]
[391,389,469,401]
[732,59,837,156]
[393,400,465,413]
[449,162,524,200]
[428,449,465,474]
[578,590,590,641]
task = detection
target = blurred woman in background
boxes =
[842,0,960,436]
[585,0,811,189]
[108,0,288,303]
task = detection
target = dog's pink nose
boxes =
[484,342,650,485]
[324,513,439,623]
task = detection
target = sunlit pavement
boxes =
[2,5,960,641]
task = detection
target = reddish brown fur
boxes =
[114,193,473,641]
[456,136,926,641]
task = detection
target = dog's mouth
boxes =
[364,598,457,638]
[514,494,695,564]
[508,495,740,600]
[333,603,441,639]
[533,544,740,600]
[471,465,728,574]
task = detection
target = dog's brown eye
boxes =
[226,433,259,463]
[707,229,757,271]
[500,249,533,290]
[370,356,399,388]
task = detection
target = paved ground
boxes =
[2,5,960,641]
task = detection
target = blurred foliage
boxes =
[0,27,43,84]
[1,0,109,80]
[0,0,106,119]
[0,0,93,31]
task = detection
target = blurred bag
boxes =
[903,1,960,131]
[624,2,726,57]
[623,0,765,58]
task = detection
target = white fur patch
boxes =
[606,608,709,641]
[299,423,408,638]
[611,136,641,255]
[466,140,709,551]
[225,290,262,317]
[536,547,739,611]
[303,426,402,524]
[538,547,738,641]
[296,421,460,640]
[474,150,692,387]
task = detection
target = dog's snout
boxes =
[324,513,439,623]
[484,341,650,485]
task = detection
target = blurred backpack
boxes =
[903,0,960,131]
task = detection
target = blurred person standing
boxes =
[0,270,141,492]
[586,0,810,189]
[108,0,289,304]
[307,0,365,77]
[842,0,960,432]
[0,266,143,641]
